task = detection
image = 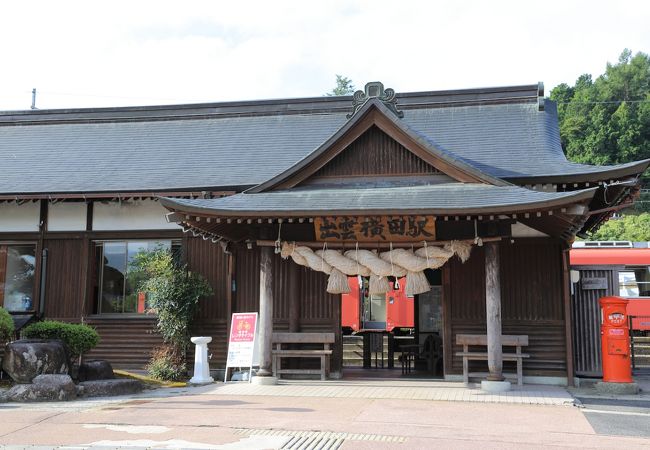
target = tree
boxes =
[550,50,650,186]
[327,75,355,96]
[130,248,212,360]
[589,213,650,241]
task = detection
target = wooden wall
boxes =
[10,228,568,379]
[184,237,231,367]
[84,317,163,368]
[444,238,567,378]
[43,238,87,320]
[232,247,342,372]
[31,234,234,369]
[571,266,620,377]
[308,126,441,180]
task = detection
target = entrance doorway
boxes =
[362,291,387,330]
[341,270,443,377]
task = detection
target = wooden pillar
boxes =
[33,199,48,317]
[562,248,575,387]
[225,252,234,338]
[485,241,504,381]
[257,246,274,377]
[288,262,301,333]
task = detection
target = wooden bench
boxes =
[272,332,335,381]
[455,334,529,386]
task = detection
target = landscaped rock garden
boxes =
[0,318,144,402]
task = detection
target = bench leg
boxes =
[463,357,469,385]
[517,358,523,386]
[320,355,326,381]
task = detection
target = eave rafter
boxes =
[0,190,235,203]
[165,197,595,245]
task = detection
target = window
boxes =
[94,240,181,314]
[619,267,650,298]
[0,244,37,312]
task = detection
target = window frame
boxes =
[618,265,650,299]
[0,241,38,313]
[93,238,182,316]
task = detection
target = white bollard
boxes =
[189,336,214,384]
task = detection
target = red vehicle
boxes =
[571,243,650,334]
[341,276,414,333]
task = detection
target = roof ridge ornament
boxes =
[347,81,404,119]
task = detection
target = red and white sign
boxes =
[226,313,258,369]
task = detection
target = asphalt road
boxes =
[577,397,650,438]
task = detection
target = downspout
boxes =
[38,248,48,318]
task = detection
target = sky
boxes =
[1,0,648,111]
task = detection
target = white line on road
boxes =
[583,409,650,417]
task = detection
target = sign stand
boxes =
[224,312,258,383]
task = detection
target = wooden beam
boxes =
[0,246,7,308]
[485,241,504,381]
[442,265,453,378]
[33,200,48,317]
[586,202,634,216]
[562,249,575,387]
[256,237,501,249]
[288,262,301,333]
[225,253,234,339]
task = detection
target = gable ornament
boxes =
[347,81,404,119]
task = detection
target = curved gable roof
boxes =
[247,98,509,193]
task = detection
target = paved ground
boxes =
[561,374,650,439]
[1,378,649,449]
[210,378,576,405]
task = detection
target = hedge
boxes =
[21,320,100,359]
[0,307,14,341]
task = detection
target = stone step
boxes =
[342,360,364,366]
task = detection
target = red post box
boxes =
[599,296,633,383]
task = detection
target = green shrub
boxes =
[0,307,14,341]
[130,248,212,359]
[146,346,187,381]
[21,320,100,360]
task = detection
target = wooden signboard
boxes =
[315,216,436,242]
[581,277,608,290]
[224,312,258,382]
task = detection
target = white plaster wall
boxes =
[0,202,40,232]
[511,222,548,238]
[48,202,87,231]
[93,200,180,231]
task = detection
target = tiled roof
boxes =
[160,183,597,216]
[0,85,646,195]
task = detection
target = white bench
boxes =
[455,334,529,386]
[272,332,335,381]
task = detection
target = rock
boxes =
[2,340,70,383]
[78,360,114,382]
[79,379,144,397]
[4,374,76,402]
